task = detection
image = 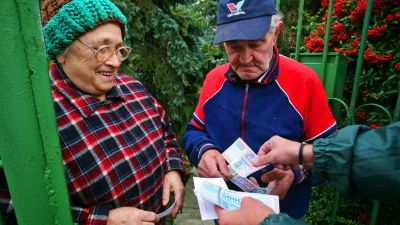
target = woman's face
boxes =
[56,23,123,100]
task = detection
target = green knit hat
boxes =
[41,0,128,59]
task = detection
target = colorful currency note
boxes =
[199,181,241,210]
[222,138,265,177]
[197,179,279,213]
[228,165,272,194]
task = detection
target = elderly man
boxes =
[1,0,186,224]
[184,0,336,219]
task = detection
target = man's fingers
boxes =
[216,156,231,179]
[198,151,225,177]
[261,168,284,183]
[275,164,291,171]
[253,155,271,167]
[214,205,232,224]
[214,205,223,213]
[258,141,272,156]
[249,177,260,187]
[142,222,155,225]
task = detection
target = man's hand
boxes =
[162,170,185,217]
[107,207,159,225]
[215,197,274,225]
[198,149,231,179]
[254,136,301,170]
[263,168,294,199]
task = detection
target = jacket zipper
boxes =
[241,83,249,139]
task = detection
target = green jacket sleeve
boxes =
[259,214,308,225]
[311,121,400,203]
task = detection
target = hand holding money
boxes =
[255,136,304,170]
[215,197,274,225]
[193,177,279,220]
[107,207,159,225]
[198,149,232,179]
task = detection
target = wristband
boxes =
[298,142,306,165]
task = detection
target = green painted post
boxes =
[369,200,380,225]
[294,0,304,61]
[0,1,73,225]
[393,81,400,121]
[0,214,4,225]
[275,0,281,11]
[328,190,340,225]
[321,0,334,84]
[349,0,373,117]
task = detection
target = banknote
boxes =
[199,181,241,210]
[196,179,279,213]
[222,138,265,177]
[228,165,272,194]
[157,201,176,218]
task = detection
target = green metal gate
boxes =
[0,1,73,224]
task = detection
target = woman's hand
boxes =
[162,170,185,217]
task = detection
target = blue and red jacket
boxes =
[184,48,336,218]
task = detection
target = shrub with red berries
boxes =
[302,0,400,126]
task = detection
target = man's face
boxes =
[56,23,123,100]
[224,30,277,81]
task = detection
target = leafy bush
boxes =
[302,0,400,127]
[113,0,226,143]
[306,185,400,225]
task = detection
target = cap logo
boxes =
[227,0,246,17]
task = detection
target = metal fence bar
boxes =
[321,0,334,84]
[369,200,380,225]
[294,0,305,61]
[0,0,73,224]
[275,0,281,11]
[348,0,373,118]
[394,81,400,121]
[328,190,340,225]
[0,213,4,225]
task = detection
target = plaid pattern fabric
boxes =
[50,63,186,224]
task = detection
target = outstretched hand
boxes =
[254,136,301,170]
[215,197,274,225]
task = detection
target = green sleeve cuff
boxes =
[260,214,308,225]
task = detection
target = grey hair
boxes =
[269,12,284,33]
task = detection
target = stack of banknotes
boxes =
[193,177,279,220]
[223,138,272,194]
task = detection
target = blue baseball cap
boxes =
[214,0,276,44]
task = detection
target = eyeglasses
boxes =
[77,39,132,62]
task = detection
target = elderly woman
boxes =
[30,0,186,224]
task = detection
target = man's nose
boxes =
[239,48,253,65]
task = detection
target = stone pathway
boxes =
[173,168,214,225]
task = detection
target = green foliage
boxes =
[113,0,226,143]
[302,0,400,127]
[306,185,400,224]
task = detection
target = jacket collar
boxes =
[226,46,280,85]
[49,63,125,118]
